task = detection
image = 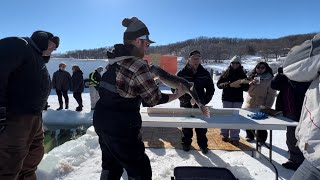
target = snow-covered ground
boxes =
[37,57,294,180]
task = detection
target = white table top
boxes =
[140,107,298,130]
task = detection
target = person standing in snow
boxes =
[52,62,71,110]
[0,31,59,179]
[282,34,320,180]
[88,66,103,110]
[271,67,311,170]
[243,62,277,144]
[177,50,215,154]
[93,17,185,180]
[43,73,52,111]
[71,65,84,111]
[217,55,249,146]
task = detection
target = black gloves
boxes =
[0,107,7,134]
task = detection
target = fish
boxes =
[149,65,210,117]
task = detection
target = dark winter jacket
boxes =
[177,64,215,108]
[52,70,71,91]
[217,66,249,102]
[0,32,52,114]
[93,44,167,136]
[271,72,311,121]
[89,70,101,87]
[71,70,84,92]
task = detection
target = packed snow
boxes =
[36,57,297,180]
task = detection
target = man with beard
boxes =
[93,17,185,180]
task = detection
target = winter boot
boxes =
[57,102,63,110]
[65,104,69,109]
[200,147,209,154]
[43,102,50,110]
[230,140,240,146]
[222,136,230,142]
[182,144,190,152]
[282,160,301,171]
[76,106,82,112]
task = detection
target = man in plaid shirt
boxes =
[93,17,184,180]
[115,56,164,106]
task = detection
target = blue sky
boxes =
[1,0,319,53]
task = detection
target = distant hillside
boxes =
[54,33,318,60]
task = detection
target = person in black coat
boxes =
[43,72,52,110]
[271,67,311,170]
[52,62,71,110]
[177,50,215,154]
[71,65,84,111]
[93,17,185,180]
[216,56,249,146]
[0,31,59,179]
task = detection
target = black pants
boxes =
[56,90,68,107]
[246,130,268,142]
[182,128,208,148]
[287,126,304,164]
[95,128,152,180]
[73,92,82,107]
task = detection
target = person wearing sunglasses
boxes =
[0,31,59,179]
[93,17,185,180]
[217,56,249,146]
[243,62,277,144]
[177,50,215,154]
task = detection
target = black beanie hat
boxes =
[122,17,155,44]
[189,50,201,57]
[50,36,60,48]
[31,31,59,51]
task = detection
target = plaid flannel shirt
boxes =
[116,57,162,107]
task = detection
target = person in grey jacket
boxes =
[52,62,71,110]
[283,33,320,180]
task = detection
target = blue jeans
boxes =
[220,101,243,141]
[291,159,320,180]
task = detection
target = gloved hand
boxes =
[0,107,7,134]
[247,112,268,119]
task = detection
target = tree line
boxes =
[54,33,318,60]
